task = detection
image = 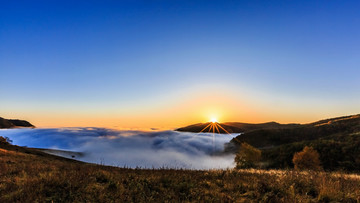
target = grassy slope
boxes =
[1,143,359,202]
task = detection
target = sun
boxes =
[210,118,218,123]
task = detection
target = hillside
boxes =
[226,114,360,172]
[176,121,300,134]
[0,140,359,202]
[0,117,34,128]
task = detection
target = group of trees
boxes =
[235,142,322,171]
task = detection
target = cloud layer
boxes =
[0,128,236,169]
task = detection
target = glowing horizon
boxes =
[4,87,359,129]
[210,118,218,123]
[2,86,360,129]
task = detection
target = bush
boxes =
[235,142,261,169]
[0,136,12,145]
[292,146,322,171]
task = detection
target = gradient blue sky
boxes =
[1,0,359,128]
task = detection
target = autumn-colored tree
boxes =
[235,142,261,169]
[292,146,322,171]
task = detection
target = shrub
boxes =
[0,136,12,145]
[235,142,261,169]
[292,146,322,171]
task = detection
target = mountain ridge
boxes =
[177,121,301,134]
[177,114,360,134]
[0,117,34,128]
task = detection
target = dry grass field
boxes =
[1,142,359,202]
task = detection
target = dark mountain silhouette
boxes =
[227,114,360,149]
[0,117,34,128]
[176,121,300,134]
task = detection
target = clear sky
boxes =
[1,0,359,129]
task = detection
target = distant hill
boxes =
[176,121,300,134]
[227,114,360,148]
[225,114,360,172]
[0,117,34,128]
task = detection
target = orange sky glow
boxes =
[3,87,358,130]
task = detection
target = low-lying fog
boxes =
[0,128,237,169]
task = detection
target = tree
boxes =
[235,142,261,169]
[292,146,322,171]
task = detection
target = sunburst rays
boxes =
[198,121,231,153]
[199,121,230,134]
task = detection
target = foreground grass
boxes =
[0,144,359,202]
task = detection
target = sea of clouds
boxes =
[0,128,237,169]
